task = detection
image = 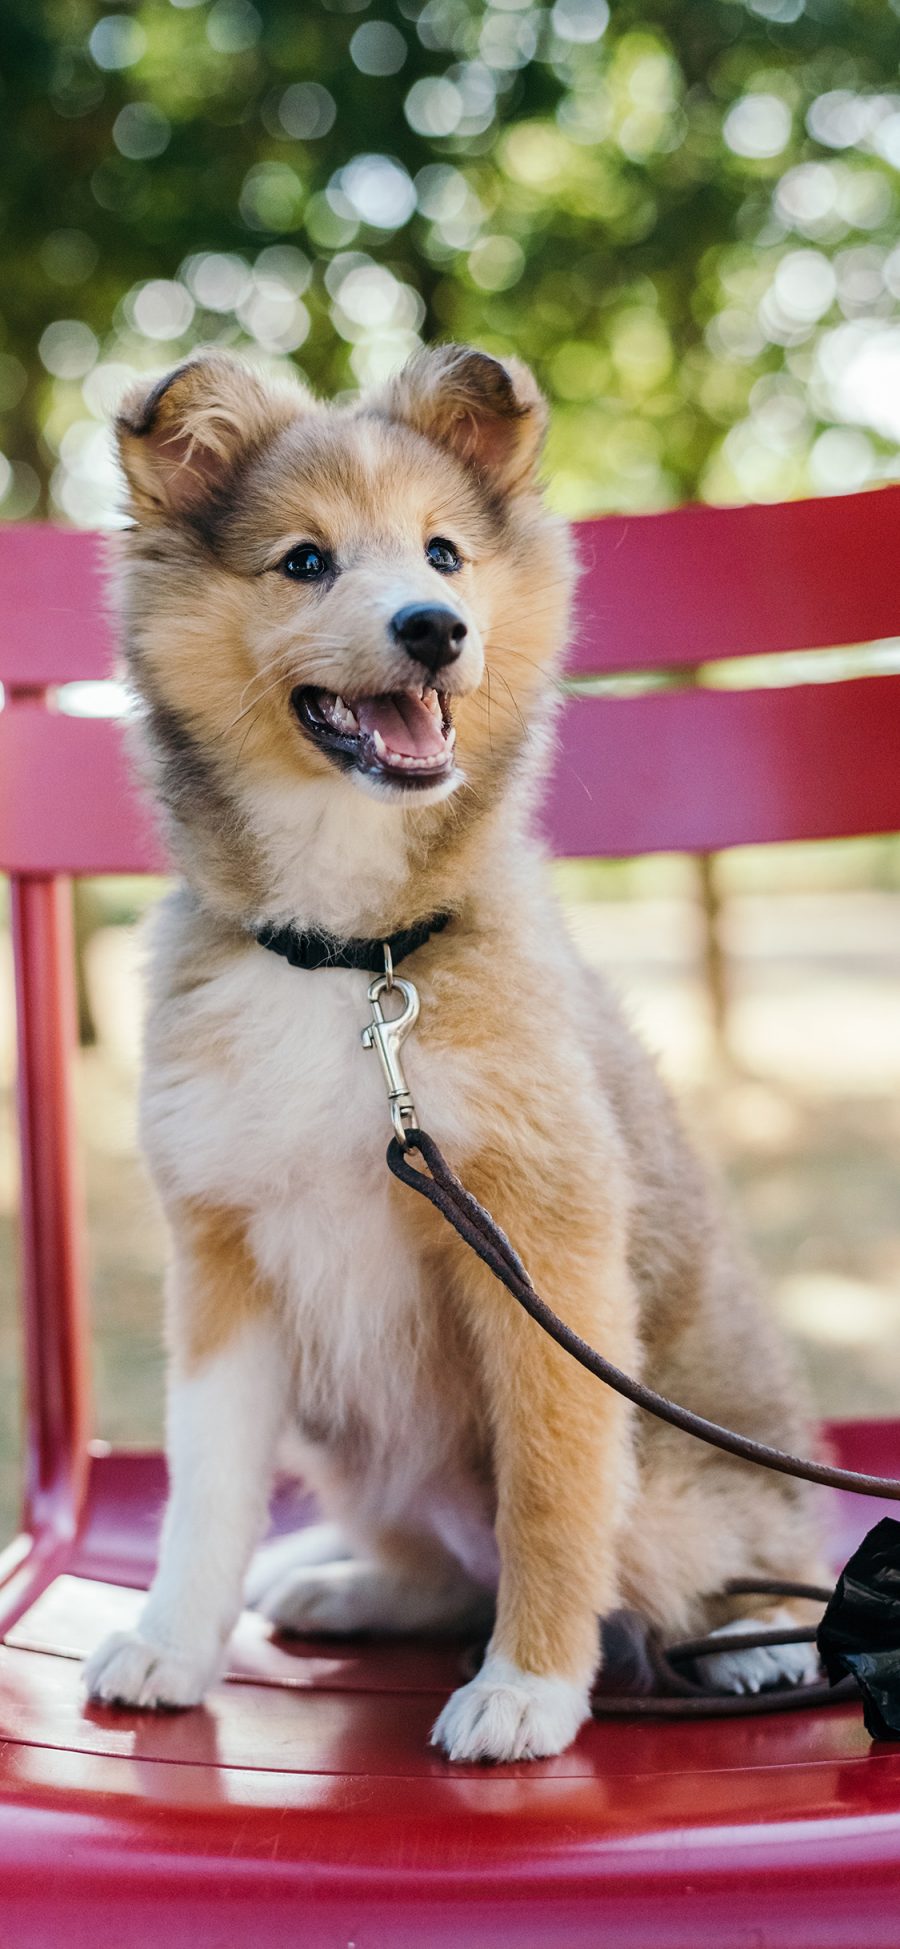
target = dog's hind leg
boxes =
[250,1527,492,1637]
[620,1433,827,1695]
[694,1603,821,1694]
[245,1523,353,1608]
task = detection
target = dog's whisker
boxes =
[234,705,269,765]
[484,659,495,758]
[486,664,527,740]
[229,671,294,731]
[228,642,367,733]
[486,594,568,630]
[486,645,570,699]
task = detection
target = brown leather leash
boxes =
[255,927,895,1724]
[387,1129,900,1505]
[386,1127,898,1719]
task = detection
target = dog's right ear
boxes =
[116,352,306,519]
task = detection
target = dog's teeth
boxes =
[445,725,456,750]
[372,728,389,760]
[330,695,358,733]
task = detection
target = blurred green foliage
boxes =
[5,0,900,522]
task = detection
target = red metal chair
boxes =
[2,491,900,1947]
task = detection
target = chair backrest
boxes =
[3,489,900,1549]
[2,486,900,873]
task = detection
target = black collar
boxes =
[254,911,452,975]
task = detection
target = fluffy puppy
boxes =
[85,345,822,1761]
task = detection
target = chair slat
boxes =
[0,529,115,684]
[3,673,899,873]
[0,705,162,875]
[570,485,900,674]
[3,490,900,689]
[546,673,900,855]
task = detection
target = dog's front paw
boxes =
[431,1654,592,1763]
[84,1629,219,1710]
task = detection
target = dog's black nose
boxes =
[390,603,467,673]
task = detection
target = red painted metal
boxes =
[3,487,900,685]
[2,500,900,1943]
[0,1430,898,1949]
[569,482,900,672]
[9,868,91,1548]
[0,699,161,875]
[549,672,900,857]
[0,525,115,683]
[4,664,900,874]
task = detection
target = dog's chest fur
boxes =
[143,942,491,1543]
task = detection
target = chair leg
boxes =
[697,852,731,1068]
[10,873,91,1548]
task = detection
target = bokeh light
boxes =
[275,83,337,141]
[113,102,171,161]
[339,156,417,229]
[38,321,99,380]
[88,15,146,70]
[126,281,196,341]
[350,21,408,75]
[724,94,792,161]
[551,0,609,45]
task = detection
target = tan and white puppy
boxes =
[85,346,822,1761]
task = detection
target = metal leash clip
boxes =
[361,943,420,1146]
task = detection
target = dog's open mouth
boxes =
[292,684,457,789]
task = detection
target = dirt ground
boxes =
[1,872,899,1546]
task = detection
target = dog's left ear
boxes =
[376,345,547,495]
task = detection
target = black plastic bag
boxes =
[817,1516,900,1740]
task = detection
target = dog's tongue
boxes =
[356,691,445,760]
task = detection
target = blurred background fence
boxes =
[1,0,899,1540]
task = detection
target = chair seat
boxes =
[2,1427,900,1949]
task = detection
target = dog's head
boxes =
[115,345,574,921]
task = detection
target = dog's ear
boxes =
[376,345,547,495]
[116,352,306,519]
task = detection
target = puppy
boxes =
[85,345,822,1761]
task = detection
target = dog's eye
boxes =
[425,536,461,574]
[282,543,331,581]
